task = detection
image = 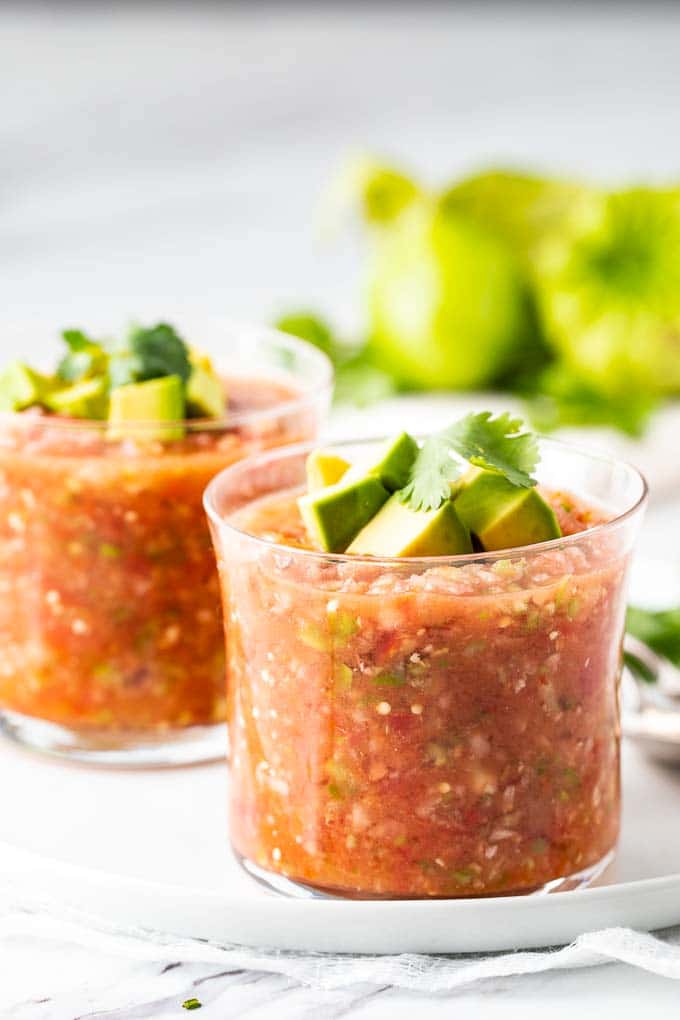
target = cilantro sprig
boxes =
[55,323,193,391]
[398,432,461,512]
[57,329,106,384]
[626,606,680,669]
[399,411,540,512]
[109,323,192,389]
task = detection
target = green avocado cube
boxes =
[453,467,561,551]
[107,375,185,441]
[306,449,351,490]
[186,365,226,419]
[344,432,419,492]
[298,476,389,552]
[0,361,52,412]
[46,376,108,420]
[347,493,473,557]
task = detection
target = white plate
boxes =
[0,737,679,955]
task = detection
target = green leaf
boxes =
[443,412,539,487]
[400,411,539,512]
[182,999,202,1011]
[57,352,96,383]
[58,329,107,384]
[109,323,192,389]
[399,433,463,512]
[623,649,657,685]
[61,328,100,352]
[626,606,680,669]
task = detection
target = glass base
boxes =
[235,848,615,900]
[0,710,228,768]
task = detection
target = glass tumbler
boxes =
[205,438,647,898]
[0,322,331,765]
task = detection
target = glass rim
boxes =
[203,434,649,568]
[0,326,333,433]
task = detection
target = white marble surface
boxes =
[4,2,680,1016]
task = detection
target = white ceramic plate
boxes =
[0,737,678,955]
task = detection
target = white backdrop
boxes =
[3,2,680,334]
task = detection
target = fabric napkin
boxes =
[2,907,680,1017]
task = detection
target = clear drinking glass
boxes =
[0,322,332,765]
[205,437,647,899]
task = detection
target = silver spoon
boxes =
[622,635,680,765]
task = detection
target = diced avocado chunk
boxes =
[189,346,214,373]
[306,449,351,490]
[46,376,108,419]
[298,476,389,552]
[371,432,419,490]
[107,375,185,441]
[0,361,52,412]
[186,365,226,419]
[347,493,473,556]
[344,432,419,492]
[453,467,561,551]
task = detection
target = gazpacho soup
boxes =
[206,415,646,898]
[0,320,331,763]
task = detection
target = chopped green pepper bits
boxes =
[567,597,581,620]
[100,543,122,559]
[371,673,406,687]
[329,609,360,641]
[333,662,353,691]
[298,621,329,651]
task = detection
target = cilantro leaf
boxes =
[109,323,191,389]
[58,329,107,383]
[623,648,657,685]
[626,606,680,669]
[127,323,192,383]
[400,411,539,512]
[443,411,539,488]
[399,434,463,511]
[61,329,100,352]
[58,351,99,383]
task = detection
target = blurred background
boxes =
[5,0,680,521]
[4,3,680,310]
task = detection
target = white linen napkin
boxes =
[2,908,680,1017]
